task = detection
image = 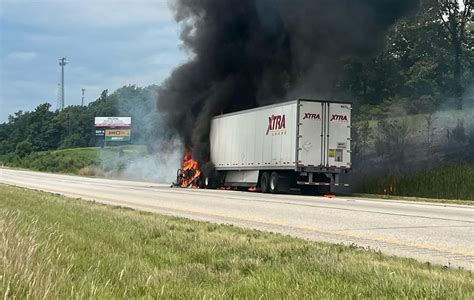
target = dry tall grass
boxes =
[77,165,105,177]
[1,210,106,298]
[2,210,66,298]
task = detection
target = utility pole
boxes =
[59,57,67,110]
[57,83,61,110]
[81,88,86,106]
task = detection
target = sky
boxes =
[0,0,185,122]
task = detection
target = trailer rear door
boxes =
[297,100,351,169]
[326,103,352,168]
[297,101,324,167]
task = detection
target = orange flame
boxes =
[179,149,201,188]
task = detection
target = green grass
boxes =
[1,184,473,298]
[0,145,147,175]
[361,164,474,201]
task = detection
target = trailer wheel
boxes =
[203,172,222,189]
[260,172,270,193]
[270,172,280,194]
[204,175,213,189]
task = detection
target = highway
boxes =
[1,168,473,270]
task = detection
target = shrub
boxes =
[15,140,33,157]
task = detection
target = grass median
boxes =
[1,184,473,298]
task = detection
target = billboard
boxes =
[95,129,105,136]
[105,129,131,142]
[95,117,131,127]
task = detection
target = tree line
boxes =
[0,85,163,157]
[343,0,473,119]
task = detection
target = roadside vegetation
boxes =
[1,184,473,298]
[0,145,147,176]
[360,164,474,201]
[352,106,474,201]
[1,147,98,174]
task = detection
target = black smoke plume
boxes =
[158,0,420,164]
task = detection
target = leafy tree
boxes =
[60,133,86,149]
[27,103,57,151]
[15,140,33,157]
[437,0,473,109]
[88,89,119,117]
[349,0,473,116]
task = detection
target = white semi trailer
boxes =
[205,99,352,194]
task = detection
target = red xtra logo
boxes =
[266,114,286,135]
[330,114,348,121]
[303,113,321,120]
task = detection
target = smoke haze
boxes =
[158,0,420,164]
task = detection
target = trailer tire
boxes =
[270,172,282,194]
[203,172,223,189]
[203,175,214,189]
[260,172,270,193]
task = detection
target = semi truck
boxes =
[203,99,352,194]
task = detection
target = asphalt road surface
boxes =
[1,168,473,270]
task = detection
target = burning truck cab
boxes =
[176,150,201,188]
[176,99,352,194]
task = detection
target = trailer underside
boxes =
[203,168,350,195]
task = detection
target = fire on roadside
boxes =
[178,149,201,188]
